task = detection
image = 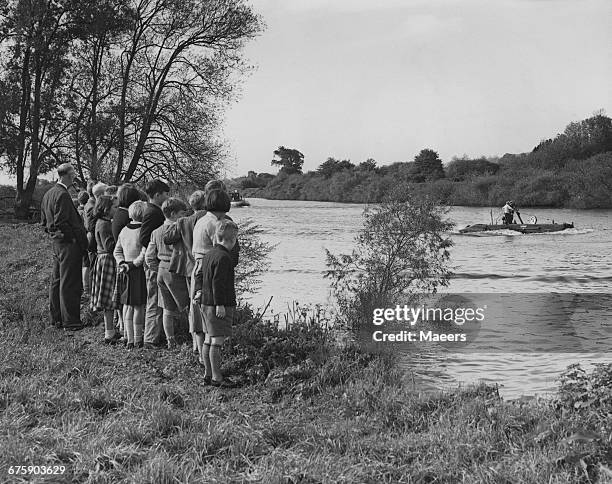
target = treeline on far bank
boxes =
[233,113,612,208]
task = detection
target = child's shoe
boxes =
[135,341,144,349]
[167,337,177,350]
[126,343,134,350]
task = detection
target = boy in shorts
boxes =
[194,219,238,388]
[145,197,189,349]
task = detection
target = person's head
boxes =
[145,179,170,207]
[92,182,108,199]
[57,163,77,187]
[215,219,238,250]
[87,180,96,196]
[205,189,230,214]
[117,183,142,209]
[161,197,188,222]
[94,195,114,219]
[188,190,207,211]
[104,185,118,197]
[509,200,515,208]
[77,191,89,207]
[128,200,147,223]
[204,179,227,194]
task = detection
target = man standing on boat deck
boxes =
[502,201,519,224]
[41,163,88,331]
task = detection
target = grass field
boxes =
[1,222,611,483]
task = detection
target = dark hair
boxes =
[117,183,141,208]
[204,179,227,193]
[138,189,148,201]
[145,179,170,198]
[77,191,89,205]
[161,197,188,219]
[205,189,231,213]
[94,195,114,219]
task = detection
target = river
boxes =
[230,199,612,398]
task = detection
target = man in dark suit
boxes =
[41,163,88,331]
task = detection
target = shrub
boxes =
[325,186,454,328]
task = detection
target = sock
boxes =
[209,343,223,382]
[202,343,212,378]
[163,313,175,340]
[104,311,115,339]
[124,317,134,344]
[134,324,144,344]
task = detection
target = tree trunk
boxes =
[14,185,36,219]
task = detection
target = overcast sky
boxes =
[1,0,610,185]
[222,0,612,176]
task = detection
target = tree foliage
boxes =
[325,187,454,328]
[271,146,304,175]
[0,0,263,217]
[241,113,612,208]
[316,157,354,178]
[413,148,445,182]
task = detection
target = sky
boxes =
[221,0,612,176]
[1,0,610,185]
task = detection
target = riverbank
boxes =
[1,223,611,482]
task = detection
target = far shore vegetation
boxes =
[231,113,612,209]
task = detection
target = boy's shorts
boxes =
[157,266,189,313]
[201,305,234,337]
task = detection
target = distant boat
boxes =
[459,222,574,234]
[230,190,250,207]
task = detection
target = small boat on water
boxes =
[459,222,574,234]
[230,190,250,207]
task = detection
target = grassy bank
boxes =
[1,223,612,483]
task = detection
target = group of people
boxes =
[41,163,240,387]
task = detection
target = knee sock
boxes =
[124,315,134,344]
[202,343,212,378]
[104,311,116,339]
[134,323,144,344]
[163,312,175,340]
[209,343,223,382]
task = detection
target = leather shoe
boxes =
[104,333,121,345]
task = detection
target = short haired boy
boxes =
[145,197,189,349]
[194,219,239,388]
[141,179,170,347]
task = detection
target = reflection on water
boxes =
[230,199,612,398]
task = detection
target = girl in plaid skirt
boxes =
[90,195,119,344]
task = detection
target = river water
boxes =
[230,199,612,398]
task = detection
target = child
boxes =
[90,195,119,344]
[114,200,148,349]
[77,190,91,293]
[145,197,189,349]
[191,189,234,362]
[194,219,239,388]
[163,190,207,355]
